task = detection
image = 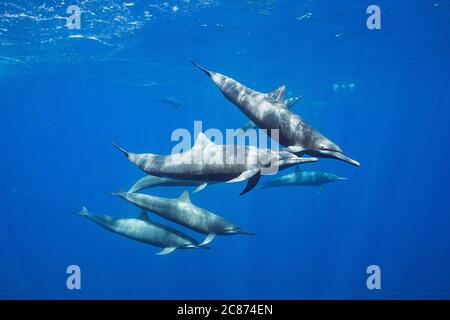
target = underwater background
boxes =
[1,0,449,299]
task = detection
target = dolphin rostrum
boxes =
[111,191,255,246]
[259,167,347,193]
[239,95,303,132]
[128,175,216,194]
[112,132,318,195]
[75,207,207,255]
[191,61,360,167]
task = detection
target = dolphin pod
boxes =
[191,61,360,167]
[111,190,254,246]
[77,61,359,255]
[112,132,318,196]
[76,207,208,255]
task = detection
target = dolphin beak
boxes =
[191,61,212,78]
[325,151,360,167]
[111,142,129,158]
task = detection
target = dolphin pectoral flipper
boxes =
[226,169,260,184]
[199,234,216,246]
[193,183,208,193]
[239,171,261,196]
[156,247,177,256]
[317,186,324,195]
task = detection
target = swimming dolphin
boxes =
[191,61,360,167]
[111,191,254,246]
[112,132,318,195]
[259,167,347,193]
[154,96,186,109]
[239,95,303,132]
[75,207,207,255]
[128,175,217,193]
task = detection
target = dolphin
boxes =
[239,95,303,132]
[75,207,207,255]
[154,96,186,109]
[128,175,217,194]
[191,61,360,167]
[112,132,318,195]
[259,167,347,193]
[111,191,254,246]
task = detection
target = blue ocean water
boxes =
[1,0,449,299]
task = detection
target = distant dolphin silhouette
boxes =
[191,61,360,167]
[111,190,255,246]
[259,167,347,193]
[154,96,186,109]
[75,207,207,255]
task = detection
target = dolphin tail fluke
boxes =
[111,142,129,158]
[191,61,212,78]
[74,206,89,216]
[110,190,127,197]
[127,185,139,193]
[285,95,303,109]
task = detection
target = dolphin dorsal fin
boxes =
[178,191,192,204]
[193,132,215,149]
[267,85,286,102]
[139,210,151,222]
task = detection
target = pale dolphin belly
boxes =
[86,213,196,249]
